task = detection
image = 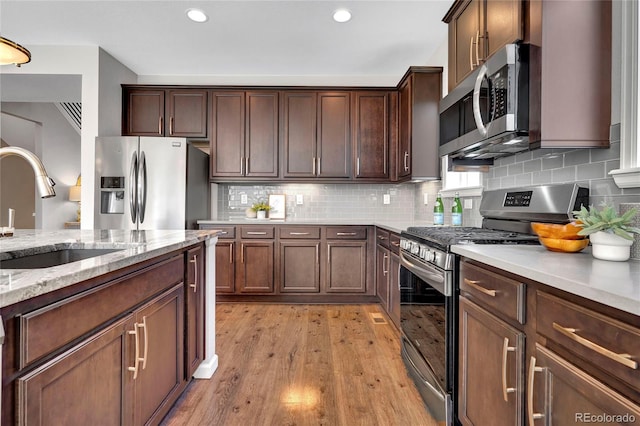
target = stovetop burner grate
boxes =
[405,226,540,249]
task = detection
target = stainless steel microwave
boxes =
[439,43,529,162]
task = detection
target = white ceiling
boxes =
[0,0,451,85]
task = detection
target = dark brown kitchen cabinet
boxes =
[353,92,389,180]
[185,246,205,378]
[210,91,278,179]
[458,297,524,426]
[215,240,236,293]
[325,226,369,293]
[443,0,522,91]
[397,68,442,180]
[375,244,390,311]
[528,344,640,425]
[388,252,401,327]
[280,241,321,293]
[237,226,275,293]
[282,91,351,179]
[16,315,135,425]
[123,88,208,138]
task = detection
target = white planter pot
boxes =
[256,210,267,220]
[589,231,633,261]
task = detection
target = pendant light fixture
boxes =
[0,36,31,67]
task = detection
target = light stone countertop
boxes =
[452,244,640,316]
[196,219,434,234]
[0,229,219,309]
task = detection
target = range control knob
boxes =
[410,242,420,255]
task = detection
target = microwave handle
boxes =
[473,64,489,137]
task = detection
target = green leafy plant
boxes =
[251,201,271,212]
[572,203,640,240]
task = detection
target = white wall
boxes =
[98,49,137,136]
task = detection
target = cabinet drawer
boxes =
[19,255,184,369]
[240,226,275,239]
[536,291,640,393]
[326,226,368,240]
[199,224,235,239]
[279,226,321,239]
[389,233,401,255]
[459,261,525,324]
[375,228,390,248]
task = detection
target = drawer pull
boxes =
[128,325,140,380]
[527,356,545,425]
[502,337,516,402]
[552,322,638,369]
[463,278,496,297]
[230,242,234,264]
[247,231,267,235]
[289,232,310,236]
[377,235,387,240]
[211,230,228,235]
[391,241,400,247]
[138,316,148,370]
[189,255,198,292]
[337,232,357,236]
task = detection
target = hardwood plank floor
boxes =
[162,304,437,426]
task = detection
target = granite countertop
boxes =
[0,229,219,309]
[452,244,640,316]
[197,219,434,234]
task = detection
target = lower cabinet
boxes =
[374,227,401,328]
[376,244,390,311]
[16,284,185,426]
[280,241,320,292]
[387,252,401,326]
[185,246,205,378]
[325,240,368,293]
[458,297,524,426]
[215,240,235,293]
[238,240,275,293]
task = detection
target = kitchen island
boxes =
[0,229,220,425]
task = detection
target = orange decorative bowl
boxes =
[538,237,589,253]
[531,222,584,240]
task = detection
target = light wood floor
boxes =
[162,304,438,426]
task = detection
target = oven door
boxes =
[399,252,454,424]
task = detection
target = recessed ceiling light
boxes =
[186,8,208,23]
[333,9,352,23]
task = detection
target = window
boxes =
[440,156,483,197]
[609,0,640,188]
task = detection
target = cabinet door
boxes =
[210,91,245,177]
[245,91,279,177]
[317,92,351,178]
[376,245,390,311]
[458,297,524,426]
[185,246,205,378]
[17,315,135,426]
[529,344,640,425]
[124,89,165,136]
[484,0,522,60]
[325,241,367,293]
[280,241,320,293]
[398,78,412,179]
[353,92,389,180]
[238,241,275,293]
[451,0,481,89]
[282,91,317,178]
[388,252,401,327]
[215,241,235,293]
[134,284,184,426]
[167,90,208,138]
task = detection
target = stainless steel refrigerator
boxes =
[95,137,209,230]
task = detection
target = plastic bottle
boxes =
[434,192,444,225]
[452,192,463,226]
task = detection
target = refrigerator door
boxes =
[138,137,187,229]
[95,137,139,230]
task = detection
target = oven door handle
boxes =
[400,251,451,296]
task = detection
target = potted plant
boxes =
[251,201,271,219]
[573,203,640,261]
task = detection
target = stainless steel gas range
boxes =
[399,183,589,425]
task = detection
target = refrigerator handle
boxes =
[138,151,147,223]
[129,151,138,223]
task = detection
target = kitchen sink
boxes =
[0,248,122,269]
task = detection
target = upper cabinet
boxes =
[443,0,523,92]
[210,91,279,179]
[397,67,443,181]
[352,92,390,180]
[123,87,208,138]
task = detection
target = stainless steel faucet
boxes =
[0,146,56,198]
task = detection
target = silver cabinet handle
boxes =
[502,337,516,402]
[246,157,249,175]
[189,255,198,292]
[475,31,481,67]
[247,231,267,235]
[158,117,163,135]
[138,316,148,370]
[312,157,316,175]
[169,116,174,135]
[391,241,400,247]
[240,157,244,175]
[383,252,388,276]
[337,232,357,236]
[469,35,475,70]
[289,232,310,236]
[128,324,140,380]
[357,158,361,176]
[230,242,234,264]
[318,157,321,175]
[403,152,409,172]
[527,356,545,425]
[463,278,496,297]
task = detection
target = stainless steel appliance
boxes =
[95,137,209,230]
[439,43,529,165]
[399,183,588,425]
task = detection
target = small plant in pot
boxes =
[573,203,640,261]
[251,201,271,219]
